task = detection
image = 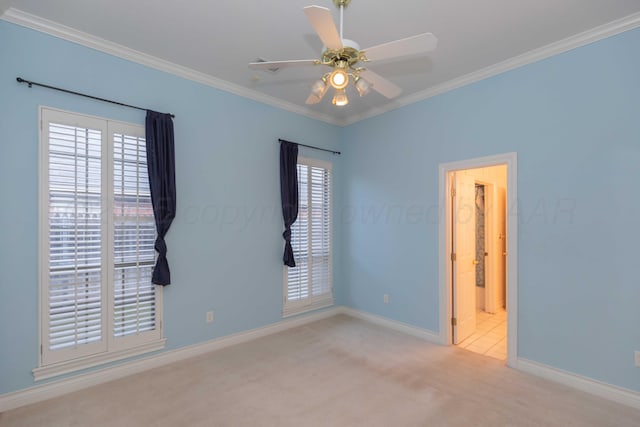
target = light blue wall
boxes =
[2,17,639,397]
[0,20,342,394]
[340,28,640,391]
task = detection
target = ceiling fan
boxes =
[249,0,438,107]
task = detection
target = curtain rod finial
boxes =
[16,77,32,87]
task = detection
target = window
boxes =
[36,108,164,379]
[284,157,332,317]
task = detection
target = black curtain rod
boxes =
[278,139,341,155]
[16,77,175,118]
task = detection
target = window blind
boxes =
[45,118,108,365]
[284,158,332,316]
[112,133,157,338]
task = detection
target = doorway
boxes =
[438,153,518,366]
[451,168,506,359]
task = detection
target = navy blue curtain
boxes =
[146,111,176,285]
[280,141,298,267]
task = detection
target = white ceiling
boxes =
[3,0,640,125]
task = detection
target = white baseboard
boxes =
[0,306,341,413]
[4,306,639,413]
[341,308,640,410]
[340,307,442,344]
[514,358,640,410]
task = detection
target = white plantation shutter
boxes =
[310,166,331,297]
[110,126,161,350]
[284,157,332,316]
[287,165,309,302]
[44,114,108,365]
[40,108,163,371]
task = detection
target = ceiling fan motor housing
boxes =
[321,39,363,69]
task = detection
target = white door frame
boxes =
[438,152,518,367]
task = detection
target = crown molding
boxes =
[2,8,640,128]
[0,8,340,126]
[342,11,640,126]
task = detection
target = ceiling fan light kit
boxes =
[311,76,329,98]
[329,65,349,90]
[354,76,371,97]
[332,88,349,106]
[248,0,438,107]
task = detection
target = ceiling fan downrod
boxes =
[333,0,350,40]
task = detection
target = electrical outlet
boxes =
[635,351,640,367]
[383,294,389,304]
[206,311,214,323]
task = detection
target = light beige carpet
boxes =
[1,314,639,426]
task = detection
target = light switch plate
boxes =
[635,351,640,367]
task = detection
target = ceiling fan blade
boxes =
[248,59,317,70]
[359,69,402,99]
[363,33,438,61]
[303,5,343,51]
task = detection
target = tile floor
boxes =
[457,309,507,360]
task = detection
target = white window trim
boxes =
[35,106,165,380]
[283,156,333,318]
[282,291,334,318]
[32,338,166,381]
